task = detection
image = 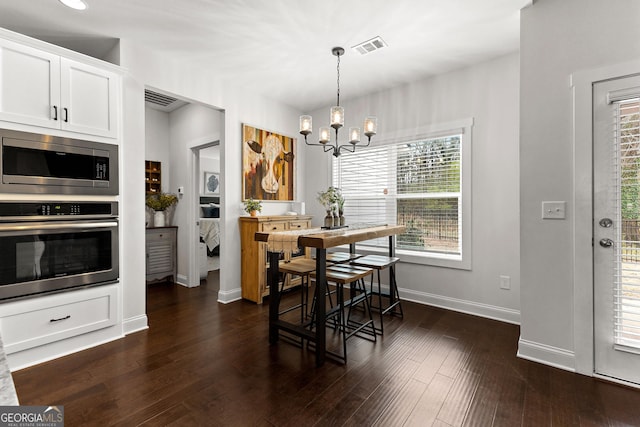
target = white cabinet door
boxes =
[0,38,118,138]
[60,58,118,138]
[0,39,60,128]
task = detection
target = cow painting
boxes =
[242,124,295,201]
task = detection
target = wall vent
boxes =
[351,36,388,55]
[144,89,187,112]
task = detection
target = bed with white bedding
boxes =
[199,196,221,276]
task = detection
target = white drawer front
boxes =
[0,286,117,354]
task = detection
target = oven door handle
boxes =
[0,220,118,233]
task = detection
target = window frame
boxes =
[331,118,473,270]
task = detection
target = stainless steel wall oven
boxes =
[0,201,119,301]
[0,129,118,195]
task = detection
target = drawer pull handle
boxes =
[272,227,277,230]
[50,315,71,323]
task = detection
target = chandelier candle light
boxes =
[300,47,377,157]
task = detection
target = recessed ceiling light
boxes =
[58,0,88,10]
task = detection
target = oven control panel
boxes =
[0,202,118,220]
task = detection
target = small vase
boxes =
[250,210,258,217]
[331,205,339,227]
[339,212,345,226]
[324,211,333,228]
[154,210,166,227]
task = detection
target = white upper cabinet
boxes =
[0,38,118,138]
[0,40,61,129]
[60,58,118,138]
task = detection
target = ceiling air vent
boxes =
[351,36,388,56]
[144,89,187,112]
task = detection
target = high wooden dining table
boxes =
[254,224,406,367]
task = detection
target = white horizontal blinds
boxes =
[333,145,396,248]
[615,97,640,349]
[333,134,462,254]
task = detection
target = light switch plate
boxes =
[542,201,566,219]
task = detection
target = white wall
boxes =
[119,38,301,317]
[519,0,640,372]
[144,107,171,193]
[304,53,521,322]
[120,71,148,333]
[168,103,221,284]
[200,147,220,196]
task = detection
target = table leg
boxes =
[388,235,396,305]
[315,248,327,367]
[268,250,281,344]
[349,242,357,300]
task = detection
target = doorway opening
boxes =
[143,86,223,294]
[193,142,221,293]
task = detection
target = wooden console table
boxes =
[255,224,406,367]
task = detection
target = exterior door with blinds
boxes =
[594,74,640,385]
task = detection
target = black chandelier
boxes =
[299,47,377,157]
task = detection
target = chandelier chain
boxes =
[336,53,340,106]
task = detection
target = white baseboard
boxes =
[217,287,241,304]
[9,327,123,372]
[400,288,521,325]
[176,274,191,287]
[123,314,149,335]
[517,338,576,372]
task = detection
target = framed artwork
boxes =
[203,171,220,195]
[242,123,295,201]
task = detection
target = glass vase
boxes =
[324,211,333,228]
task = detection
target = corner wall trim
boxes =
[517,338,576,372]
[400,288,520,325]
[217,287,241,304]
[123,315,149,335]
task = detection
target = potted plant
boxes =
[317,186,344,227]
[146,192,178,227]
[243,198,262,216]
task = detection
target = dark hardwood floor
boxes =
[11,275,640,426]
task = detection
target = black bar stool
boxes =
[311,264,376,363]
[278,258,316,322]
[350,254,403,335]
[325,251,363,264]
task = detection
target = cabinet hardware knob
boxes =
[50,315,71,322]
[63,107,69,122]
[53,105,58,121]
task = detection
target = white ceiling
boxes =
[0,0,531,111]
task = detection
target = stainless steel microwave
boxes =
[0,129,118,195]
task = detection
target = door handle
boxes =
[599,218,613,228]
[599,238,614,248]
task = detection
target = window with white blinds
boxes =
[333,129,468,265]
[615,97,640,349]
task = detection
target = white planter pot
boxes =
[154,210,166,227]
